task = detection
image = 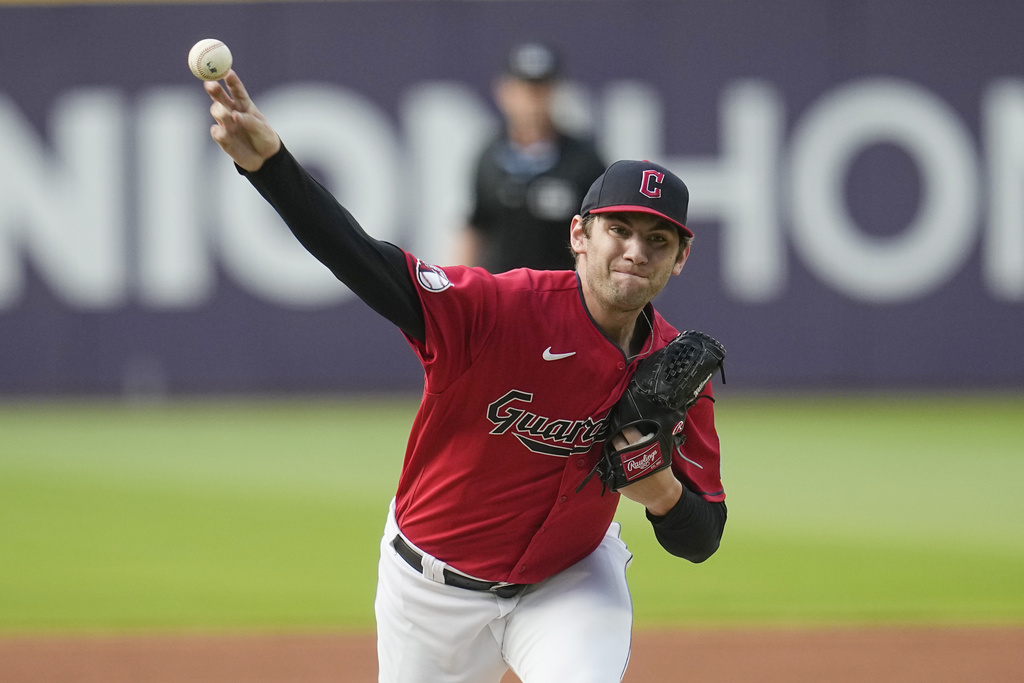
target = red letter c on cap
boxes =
[640,170,664,198]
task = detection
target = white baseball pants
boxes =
[374,499,634,683]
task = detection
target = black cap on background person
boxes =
[504,42,561,83]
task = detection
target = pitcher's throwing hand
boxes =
[204,71,280,172]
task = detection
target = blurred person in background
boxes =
[456,42,606,272]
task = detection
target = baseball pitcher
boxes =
[204,70,727,683]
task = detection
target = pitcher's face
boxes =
[572,212,689,314]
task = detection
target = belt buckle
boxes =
[490,583,523,599]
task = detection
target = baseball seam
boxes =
[194,42,227,79]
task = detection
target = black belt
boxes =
[392,535,529,599]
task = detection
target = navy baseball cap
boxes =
[504,42,560,82]
[581,159,693,238]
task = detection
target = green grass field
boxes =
[2,393,1022,634]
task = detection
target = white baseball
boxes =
[188,39,233,81]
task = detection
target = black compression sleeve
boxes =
[646,489,727,563]
[242,146,426,342]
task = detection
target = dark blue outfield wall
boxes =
[1,1,1022,394]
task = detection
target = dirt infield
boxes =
[1,627,1022,682]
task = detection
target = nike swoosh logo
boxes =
[543,347,577,361]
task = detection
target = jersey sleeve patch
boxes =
[415,260,452,293]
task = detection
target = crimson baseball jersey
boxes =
[394,256,724,584]
[241,145,725,583]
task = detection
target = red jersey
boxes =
[395,255,724,584]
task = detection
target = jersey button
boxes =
[576,458,586,468]
[559,495,568,503]
[518,566,527,574]
[617,361,625,370]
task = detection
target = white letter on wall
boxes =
[0,91,125,308]
[136,87,214,308]
[402,82,495,265]
[983,79,1024,301]
[789,78,978,303]
[215,84,402,308]
[602,80,785,302]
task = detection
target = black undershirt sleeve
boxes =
[646,489,727,563]
[241,145,426,342]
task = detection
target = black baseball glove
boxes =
[578,331,726,495]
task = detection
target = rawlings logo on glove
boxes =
[622,442,665,480]
[578,330,726,495]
